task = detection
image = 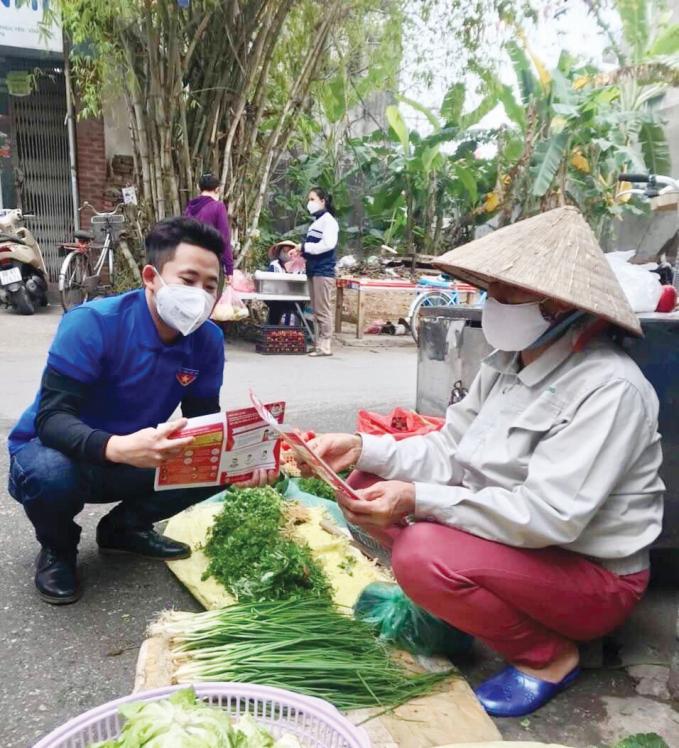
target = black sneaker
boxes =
[96,524,191,560]
[35,548,81,605]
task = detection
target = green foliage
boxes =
[54,0,404,264]
[531,132,569,198]
[386,105,411,155]
[203,487,331,603]
[295,477,338,502]
[614,734,670,748]
[639,120,671,174]
[648,24,679,56]
[258,0,674,255]
[617,0,651,62]
[483,2,674,240]
[342,86,499,253]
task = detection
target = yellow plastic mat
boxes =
[163,501,390,610]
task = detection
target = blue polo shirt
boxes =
[8,290,224,457]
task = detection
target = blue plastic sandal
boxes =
[475,664,581,717]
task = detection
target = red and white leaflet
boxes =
[155,414,226,490]
[249,390,360,500]
[154,401,285,491]
[220,401,285,484]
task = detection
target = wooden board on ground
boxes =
[134,633,501,747]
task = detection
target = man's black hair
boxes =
[199,173,221,192]
[145,216,223,271]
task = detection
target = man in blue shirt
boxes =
[8,217,269,605]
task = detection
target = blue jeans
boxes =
[8,439,218,554]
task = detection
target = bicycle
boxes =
[58,202,138,311]
[407,275,486,343]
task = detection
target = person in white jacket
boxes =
[292,187,339,356]
[301,207,664,718]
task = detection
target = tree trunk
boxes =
[239,0,344,261]
[63,0,383,260]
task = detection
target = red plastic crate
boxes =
[256,325,307,355]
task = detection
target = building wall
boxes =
[75,115,107,224]
[102,94,134,160]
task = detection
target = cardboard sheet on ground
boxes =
[135,635,501,747]
[163,500,389,609]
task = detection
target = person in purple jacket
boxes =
[184,174,234,282]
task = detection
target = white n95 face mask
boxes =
[307,200,322,214]
[481,297,551,351]
[154,271,215,336]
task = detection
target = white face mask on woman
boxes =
[481,297,551,351]
[154,270,215,337]
[307,200,323,214]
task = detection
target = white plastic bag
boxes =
[211,286,249,322]
[605,251,662,312]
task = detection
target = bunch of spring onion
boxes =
[150,598,453,712]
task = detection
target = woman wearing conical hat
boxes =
[302,207,664,717]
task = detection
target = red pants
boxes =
[348,471,649,668]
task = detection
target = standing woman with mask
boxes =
[297,187,339,357]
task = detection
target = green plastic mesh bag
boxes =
[354,582,473,658]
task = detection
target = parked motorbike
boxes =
[0,210,48,315]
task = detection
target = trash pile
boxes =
[337,248,444,280]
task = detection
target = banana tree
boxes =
[581,0,679,175]
[486,9,674,240]
[353,84,498,254]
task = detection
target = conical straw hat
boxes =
[435,206,642,335]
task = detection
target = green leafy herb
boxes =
[338,555,357,576]
[202,487,331,603]
[153,598,452,712]
[614,735,670,748]
[296,477,338,502]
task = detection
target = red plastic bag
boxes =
[356,408,444,441]
[231,269,255,293]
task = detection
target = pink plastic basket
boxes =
[33,682,370,748]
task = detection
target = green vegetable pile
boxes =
[202,487,330,603]
[152,598,452,711]
[614,735,669,748]
[90,687,301,747]
[294,477,337,502]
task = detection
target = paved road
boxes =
[0,304,417,747]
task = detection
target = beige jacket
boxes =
[357,333,664,575]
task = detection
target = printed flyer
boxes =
[154,402,285,491]
[249,390,360,501]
